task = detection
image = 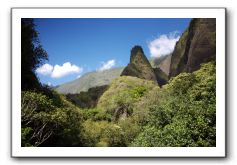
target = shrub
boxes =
[81,120,126,147]
[82,108,112,121]
[118,117,141,146]
[131,126,161,147]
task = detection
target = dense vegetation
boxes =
[21,18,216,147]
[78,61,215,147]
[131,61,216,146]
[66,85,108,108]
[21,91,83,146]
[22,61,216,147]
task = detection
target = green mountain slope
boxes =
[56,67,124,94]
[97,76,158,121]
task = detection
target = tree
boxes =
[21,91,84,147]
[21,18,48,90]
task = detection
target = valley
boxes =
[21,18,216,147]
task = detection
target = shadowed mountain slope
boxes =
[169,18,216,78]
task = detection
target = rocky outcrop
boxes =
[169,18,216,78]
[121,46,158,84]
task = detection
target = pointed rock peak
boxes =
[130,45,149,64]
[130,45,144,58]
[121,45,158,84]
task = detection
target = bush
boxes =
[81,120,126,147]
[82,108,112,121]
[21,127,33,147]
[21,91,83,147]
[118,117,141,146]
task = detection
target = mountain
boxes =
[121,46,168,86]
[121,46,158,84]
[56,67,124,94]
[169,18,216,78]
[150,54,172,76]
[56,18,215,94]
[56,46,170,95]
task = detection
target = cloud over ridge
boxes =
[148,31,180,58]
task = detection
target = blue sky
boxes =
[34,18,191,86]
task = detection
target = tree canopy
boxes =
[21,18,48,90]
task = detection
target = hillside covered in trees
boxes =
[21,18,216,147]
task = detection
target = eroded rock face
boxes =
[169,18,216,78]
[121,46,158,83]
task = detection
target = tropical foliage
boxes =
[21,61,216,147]
[131,62,216,147]
[21,91,83,147]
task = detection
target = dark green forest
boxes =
[21,18,216,147]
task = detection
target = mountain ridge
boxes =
[55,67,124,94]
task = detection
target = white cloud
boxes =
[77,75,81,79]
[51,62,83,78]
[148,31,180,58]
[36,62,83,78]
[36,63,53,75]
[98,59,115,71]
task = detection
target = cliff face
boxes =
[169,18,216,78]
[121,46,158,84]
